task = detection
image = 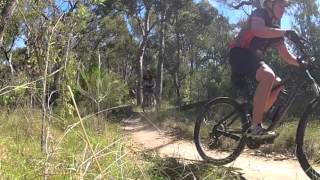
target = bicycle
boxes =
[193,33,320,179]
[142,89,156,112]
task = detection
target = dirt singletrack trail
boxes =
[122,114,314,180]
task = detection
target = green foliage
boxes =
[146,155,242,179]
[268,121,297,154]
[92,0,108,4]
[0,109,239,179]
[159,0,232,104]
[259,120,320,160]
[0,110,138,179]
[77,65,129,113]
[0,73,31,109]
[0,0,319,167]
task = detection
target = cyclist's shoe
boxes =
[247,125,278,141]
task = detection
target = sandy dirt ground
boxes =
[122,114,314,180]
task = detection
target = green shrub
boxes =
[0,109,236,179]
[0,110,138,179]
[145,154,242,180]
[77,66,129,115]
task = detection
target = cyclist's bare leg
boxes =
[265,77,283,111]
[252,64,276,127]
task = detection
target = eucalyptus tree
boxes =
[9,0,89,151]
[0,0,18,79]
[290,0,320,56]
[104,0,159,105]
[162,0,232,104]
[0,0,17,48]
[154,0,165,106]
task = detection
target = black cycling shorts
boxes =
[229,47,264,87]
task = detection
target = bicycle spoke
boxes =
[216,110,238,125]
[194,98,247,165]
[226,114,241,127]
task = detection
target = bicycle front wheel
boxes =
[194,97,249,165]
[296,99,320,180]
[142,94,156,112]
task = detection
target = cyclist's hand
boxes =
[285,30,300,42]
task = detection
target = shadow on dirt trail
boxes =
[145,156,247,180]
[122,113,309,180]
[122,113,247,179]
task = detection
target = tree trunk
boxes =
[97,49,101,119]
[8,52,14,75]
[156,0,166,108]
[174,45,181,105]
[136,7,151,106]
[174,10,181,106]
[0,0,17,46]
[41,41,49,152]
[136,40,147,105]
[174,72,181,106]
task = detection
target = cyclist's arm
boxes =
[275,41,299,66]
[251,17,286,38]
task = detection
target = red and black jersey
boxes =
[229,8,283,52]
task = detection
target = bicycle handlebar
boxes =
[285,31,320,70]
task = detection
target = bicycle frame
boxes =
[213,33,320,143]
[194,32,320,179]
[267,67,320,131]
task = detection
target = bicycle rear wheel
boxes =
[142,94,156,112]
[296,99,320,180]
[194,97,249,165]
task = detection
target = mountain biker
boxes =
[143,69,156,104]
[229,0,300,140]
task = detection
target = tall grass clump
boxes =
[0,109,142,179]
[145,109,198,139]
[145,154,243,180]
[0,105,243,179]
[262,118,320,161]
